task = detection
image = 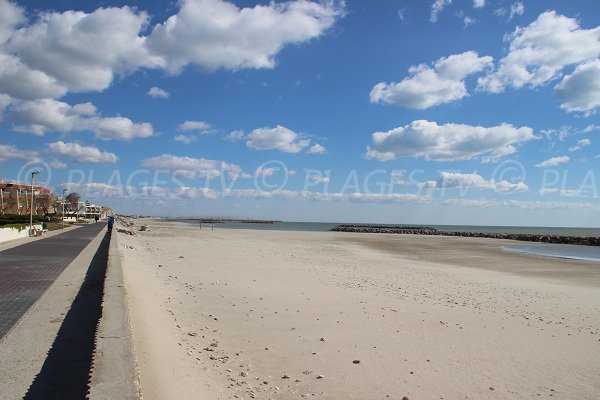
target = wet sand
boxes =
[117,219,600,399]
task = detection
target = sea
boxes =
[177,220,600,263]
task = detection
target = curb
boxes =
[88,231,141,399]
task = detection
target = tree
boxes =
[66,192,81,212]
[36,192,53,214]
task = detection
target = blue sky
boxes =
[1,0,599,225]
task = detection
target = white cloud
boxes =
[473,0,485,8]
[49,159,67,169]
[141,154,240,179]
[535,156,570,167]
[146,0,344,73]
[246,125,310,153]
[310,175,330,184]
[88,116,154,140]
[148,86,170,99]
[2,5,162,99]
[365,120,534,161]
[255,166,278,177]
[481,145,517,163]
[422,172,528,193]
[555,59,600,115]
[568,139,591,152]
[463,16,476,28]
[46,140,118,163]
[478,11,600,93]
[430,0,452,23]
[224,129,246,142]
[9,98,154,140]
[509,2,524,20]
[0,143,38,162]
[174,134,197,144]
[370,51,493,109]
[307,143,326,154]
[0,0,343,101]
[583,124,599,133]
[178,120,211,131]
[539,188,559,196]
[443,198,600,211]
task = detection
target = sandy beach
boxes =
[117,219,600,400]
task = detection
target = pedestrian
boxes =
[107,216,114,232]
[95,215,99,223]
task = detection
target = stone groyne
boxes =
[330,225,600,247]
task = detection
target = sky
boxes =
[1,0,599,226]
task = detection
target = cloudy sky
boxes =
[1,0,599,226]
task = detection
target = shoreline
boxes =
[117,219,600,399]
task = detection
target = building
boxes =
[0,182,53,215]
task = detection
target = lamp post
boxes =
[62,188,67,229]
[29,170,40,237]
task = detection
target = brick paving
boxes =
[0,223,106,340]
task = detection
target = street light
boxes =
[29,170,40,237]
[62,188,67,229]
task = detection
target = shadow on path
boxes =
[24,231,110,400]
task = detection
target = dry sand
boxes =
[117,219,600,400]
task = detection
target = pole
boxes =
[29,177,35,236]
[0,188,3,215]
[29,170,39,237]
[62,189,67,229]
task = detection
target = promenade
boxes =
[0,223,106,340]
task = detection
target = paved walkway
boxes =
[0,223,107,340]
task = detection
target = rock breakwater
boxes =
[330,225,600,247]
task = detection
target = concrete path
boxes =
[0,223,106,340]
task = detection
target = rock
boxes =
[489,387,495,391]
[316,375,324,379]
[240,372,247,377]
[352,359,361,364]
[282,374,290,379]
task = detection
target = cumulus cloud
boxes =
[307,143,326,154]
[535,156,570,167]
[146,0,344,73]
[0,143,38,162]
[224,129,246,142]
[0,0,344,101]
[142,154,241,179]
[421,172,527,193]
[478,11,600,93]
[473,0,485,8]
[246,125,310,153]
[2,4,162,99]
[148,86,170,99]
[555,60,600,115]
[568,139,591,152]
[46,140,118,163]
[365,120,534,161]
[174,134,197,144]
[370,51,493,109]
[9,98,154,140]
[430,0,452,23]
[178,120,211,131]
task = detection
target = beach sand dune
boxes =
[118,220,600,399]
